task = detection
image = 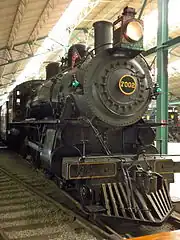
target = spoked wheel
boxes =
[78,184,94,207]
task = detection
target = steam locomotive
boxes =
[0,7,173,226]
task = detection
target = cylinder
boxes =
[93,21,113,54]
[46,62,59,80]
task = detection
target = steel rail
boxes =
[0,165,123,240]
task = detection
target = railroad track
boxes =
[0,150,180,240]
[0,163,120,240]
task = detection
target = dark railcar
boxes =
[0,80,43,149]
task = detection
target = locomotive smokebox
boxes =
[46,62,59,80]
[93,21,113,54]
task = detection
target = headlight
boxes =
[125,21,143,42]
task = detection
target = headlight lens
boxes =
[125,21,143,42]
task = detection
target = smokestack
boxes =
[93,21,113,54]
[46,62,59,79]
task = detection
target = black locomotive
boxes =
[1,7,173,226]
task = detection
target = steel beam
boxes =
[70,0,100,31]
[2,70,22,78]
[0,0,29,82]
[169,101,180,106]
[0,36,47,67]
[143,36,180,57]
[156,0,169,154]
[29,0,57,42]
[1,0,100,85]
[12,0,59,76]
[8,0,29,49]
[68,0,100,42]
[0,47,60,67]
[0,36,47,53]
[138,0,148,19]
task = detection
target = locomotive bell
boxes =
[67,44,87,67]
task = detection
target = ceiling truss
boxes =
[0,0,60,85]
[0,0,29,81]
[11,0,59,81]
[0,36,47,68]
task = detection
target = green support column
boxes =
[156,0,169,154]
